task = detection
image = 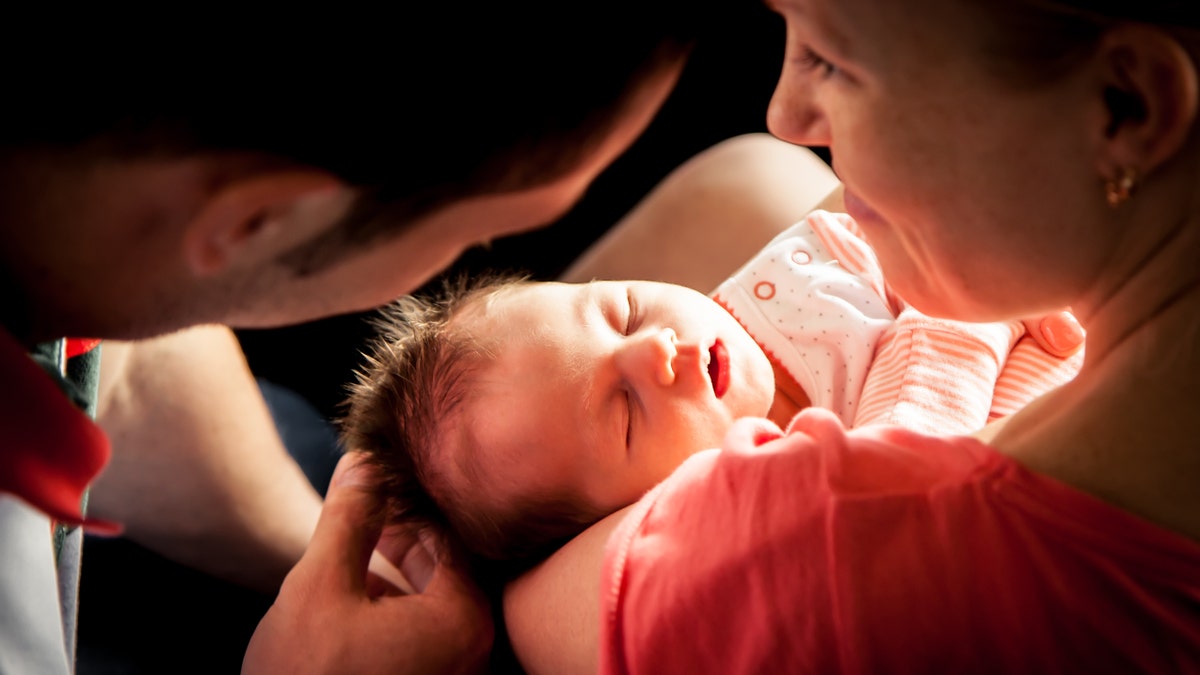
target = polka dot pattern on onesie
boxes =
[711,211,894,426]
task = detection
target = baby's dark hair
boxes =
[341,272,608,571]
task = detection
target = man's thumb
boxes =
[303,452,384,592]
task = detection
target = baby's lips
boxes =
[709,339,730,398]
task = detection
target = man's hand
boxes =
[243,453,493,675]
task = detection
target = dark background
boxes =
[77,5,790,673]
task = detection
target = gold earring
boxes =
[1105,166,1138,208]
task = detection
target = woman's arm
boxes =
[562,134,839,294]
[503,506,633,675]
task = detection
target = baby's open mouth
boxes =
[708,339,730,399]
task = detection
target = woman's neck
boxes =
[991,209,1200,540]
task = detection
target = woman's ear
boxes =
[1094,25,1199,176]
[182,169,344,276]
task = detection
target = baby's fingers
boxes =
[1023,310,1085,358]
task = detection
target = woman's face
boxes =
[766,0,1116,322]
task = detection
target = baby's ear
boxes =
[182,169,343,276]
[1093,24,1199,176]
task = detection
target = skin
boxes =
[93,326,321,594]
[764,0,1116,324]
[502,1,1200,673]
[449,280,776,516]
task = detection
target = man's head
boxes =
[0,3,719,343]
[343,272,774,565]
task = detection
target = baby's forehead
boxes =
[453,280,541,328]
[454,282,574,344]
[453,285,592,403]
[447,282,596,424]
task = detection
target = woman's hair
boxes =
[1018,0,1196,25]
[1,1,727,273]
[341,272,608,572]
[970,1,1200,87]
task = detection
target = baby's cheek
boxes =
[676,413,729,458]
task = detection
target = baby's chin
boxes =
[723,389,774,426]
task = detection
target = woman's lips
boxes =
[842,186,881,224]
[708,339,730,399]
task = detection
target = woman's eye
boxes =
[798,45,838,79]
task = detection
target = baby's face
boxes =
[448,280,774,515]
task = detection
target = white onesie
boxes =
[712,211,894,427]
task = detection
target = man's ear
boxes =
[1094,25,1199,177]
[183,169,344,276]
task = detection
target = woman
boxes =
[504,1,1200,672]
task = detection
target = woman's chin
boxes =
[842,187,883,226]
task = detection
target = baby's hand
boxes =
[1022,310,1085,358]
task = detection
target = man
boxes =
[0,6,715,673]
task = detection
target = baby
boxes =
[340,210,1082,569]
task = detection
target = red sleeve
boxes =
[600,408,1200,674]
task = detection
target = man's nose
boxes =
[617,327,677,387]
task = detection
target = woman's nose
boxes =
[617,327,677,387]
[767,56,831,148]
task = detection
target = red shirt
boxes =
[0,330,117,532]
[602,408,1200,674]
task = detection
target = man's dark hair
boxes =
[2,3,723,272]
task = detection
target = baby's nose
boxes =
[619,327,677,387]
